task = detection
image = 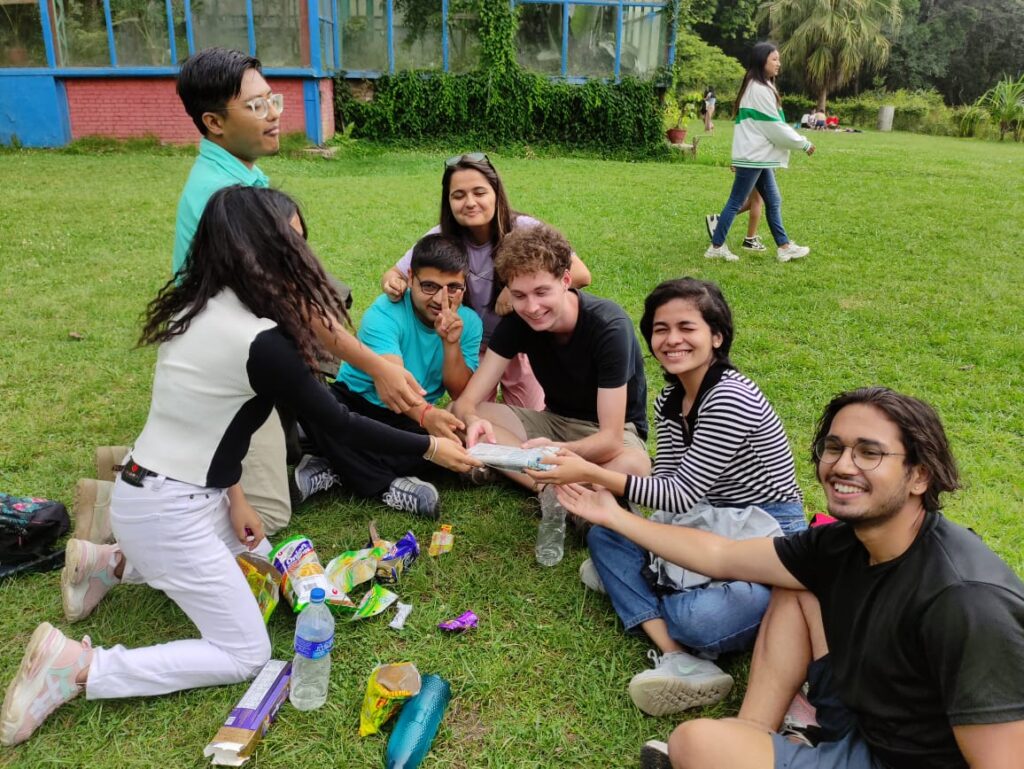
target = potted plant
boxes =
[665,92,699,144]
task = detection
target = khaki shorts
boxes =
[507,407,647,452]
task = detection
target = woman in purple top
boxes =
[380,153,592,409]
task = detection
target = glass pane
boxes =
[620,5,667,78]
[516,3,561,75]
[393,2,440,70]
[170,0,189,63]
[1,0,47,67]
[446,5,478,73]
[110,0,173,65]
[318,0,334,68]
[192,0,250,55]
[54,1,111,67]
[254,0,302,67]
[340,0,386,72]
[566,3,614,79]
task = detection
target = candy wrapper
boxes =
[389,602,413,630]
[351,583,399,621]
[438,610,478,632]
[268,536,347,612]
[428,525,454,557]
[235,553,281,624]
[359,662,422,737]
[376,531,420,585]
[325,544,390,596]
[468,443,559,472]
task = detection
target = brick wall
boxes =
[65,77,312,144]
[319,77,335,141]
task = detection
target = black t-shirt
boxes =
[488,290,648,439]
[775,515,1024,769]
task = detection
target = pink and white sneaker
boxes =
[61,539,121,623]
[0,623,92,746]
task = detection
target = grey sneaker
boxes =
[777,242,810,262]
[291,454,339,506]
[742,235,767,252]
[704,214,719,240]
[640,740,671,769]
[704,244,739,262]
[382,476,440,518]
[579,558,606,593]
[628,649,734,716]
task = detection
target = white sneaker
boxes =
[777,242,810,262]
[61,539,121,623]
[704,244,739,262]
[704,214,719,240]
[579,558,606,593]
[628,649,734,716]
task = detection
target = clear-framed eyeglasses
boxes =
[225,93,284,119]
[445,152,490,168]
[813,438,906,471]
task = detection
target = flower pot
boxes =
[666,127,687,144]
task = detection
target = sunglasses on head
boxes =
[445,152,491,168]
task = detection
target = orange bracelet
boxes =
[418,403,434,427]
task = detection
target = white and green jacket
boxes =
[732,80,812,169]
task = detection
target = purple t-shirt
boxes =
[395,214,542,344]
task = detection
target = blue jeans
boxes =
[587,501,806,659]
[712,167,790,247]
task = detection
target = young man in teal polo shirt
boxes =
[303,234,482,517]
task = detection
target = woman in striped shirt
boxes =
[530,277,804,717]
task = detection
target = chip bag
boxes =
[235,552,281,624]
[359,662,422,737]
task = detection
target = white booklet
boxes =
[468,443,559,472]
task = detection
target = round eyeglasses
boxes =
[813,438,906,471]
[414,276,466,297]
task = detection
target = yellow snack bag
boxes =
[428,524,454,557]
[359,662,422,737]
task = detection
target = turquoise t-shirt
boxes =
[337,292,483,408]
[171,138,269,277]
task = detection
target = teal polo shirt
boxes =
[337,292,483,408]
[172,138,270,277]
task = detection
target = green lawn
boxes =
[0,125,1022,768]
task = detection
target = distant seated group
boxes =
[2,46,1023,769]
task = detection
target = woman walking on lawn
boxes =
[379,153,591,410]
[705,41,815,263]
[0,186,478,747]
[528,278,805,716]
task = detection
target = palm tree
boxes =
[760,0,902,111]
[972,74,1024,141]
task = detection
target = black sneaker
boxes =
[742,235,767,252]
[640,739,671,769]
[381,477,440,518]
[290,454,339,507]
[705,214,719,240]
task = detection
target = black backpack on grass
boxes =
[0,493,70,580]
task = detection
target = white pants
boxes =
[86,476,271,700]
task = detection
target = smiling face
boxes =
[410,266,466,325]
[764,49,781,79]
[205,68,281,165]
[507,269,572,333]
[447,169,497,238]
[817,404,928,526]
[649,298,722,383]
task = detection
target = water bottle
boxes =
[535,485,566,567]
[290,587,334,711]
[385,674,451,769]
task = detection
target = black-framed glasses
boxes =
[445,152,490,168]
[414,275,466,297]
[224,93,284,119]
[813,438,906,471]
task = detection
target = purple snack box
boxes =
[203,660,292,766]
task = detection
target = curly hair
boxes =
[493,223,572,284]
[139,186,349,375]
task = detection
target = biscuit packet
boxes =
[359,662,422,737]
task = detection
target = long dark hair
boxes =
[639,278,735,381]
[812,387,961,512]
[139,186,349,374]
[439,155,517,247]
[734,41,781,113]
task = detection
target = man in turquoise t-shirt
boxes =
[304,234,482,518]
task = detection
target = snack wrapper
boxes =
[428,525,454,557]
[438,610,478,632]
[325,544,389,596]
[268,536,346,612]
[376,531,419,584]
[389,602,413,630]
[203,659,291,766]
[468,443,559,472]
[359,662,422,737]
[235,553,281,624]
[351,583,399,621]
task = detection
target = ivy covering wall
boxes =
[335,1,666,154]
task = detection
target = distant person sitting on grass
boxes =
[528,278,805,717]
[0,187,478,748]
[554,387,1024,769]
[301,234,483,518]
[451,223,651,499]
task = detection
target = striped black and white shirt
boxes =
[625,365,801,513]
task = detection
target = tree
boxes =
[760,0,903,110]
[969,74,1024,140]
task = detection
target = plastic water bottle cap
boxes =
[310,587,326,603]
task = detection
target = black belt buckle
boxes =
[121,458,150,487]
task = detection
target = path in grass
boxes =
[0,127,1021,767]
